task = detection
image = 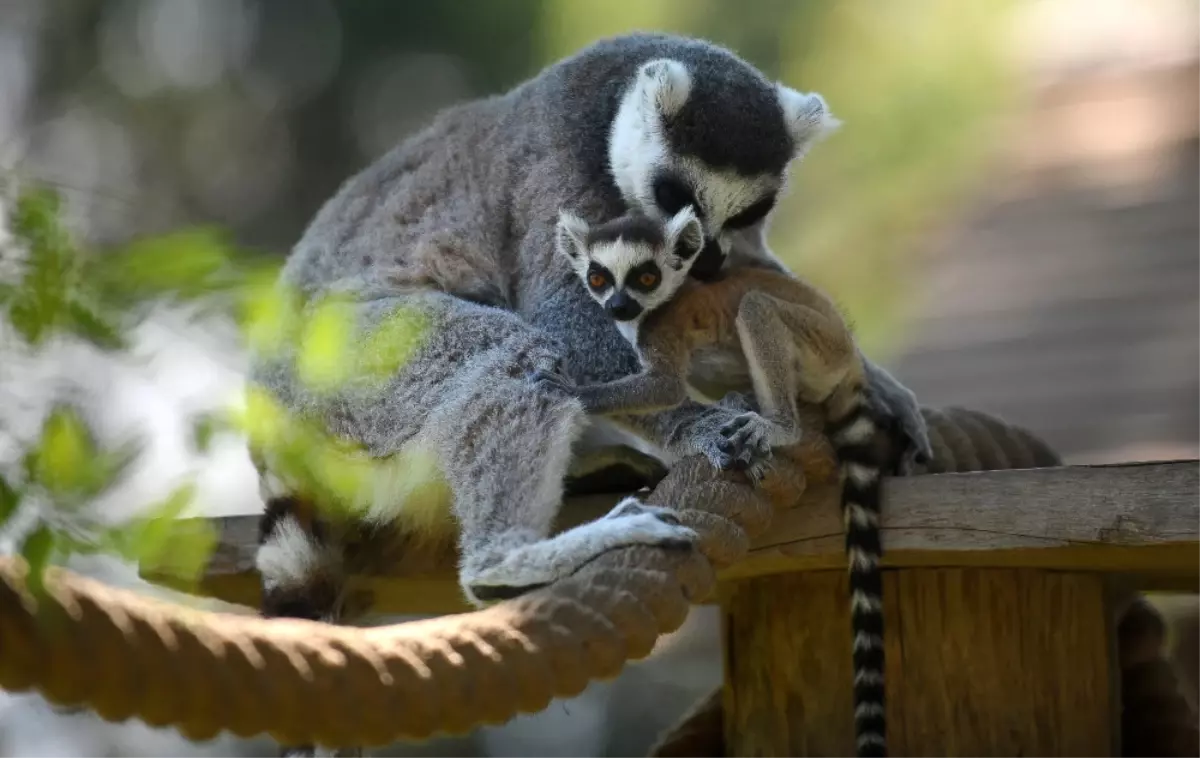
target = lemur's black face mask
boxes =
[688,238,726,282]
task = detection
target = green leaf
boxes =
[297,297,355,391]
[0,474,19,527]
[19,525,56,598]
[32,406,97,499]
[30,406,140,504]
[96,228,237,305]
[129,483,216,586]
[7,297,45,345]
[357,306,429,382]
[64,300,127,351]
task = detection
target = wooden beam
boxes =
[721,568,1118,756]
[138,460,1200,614]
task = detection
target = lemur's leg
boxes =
[255,481,360,758]
[436,369,698,605]
[727,234,932,471]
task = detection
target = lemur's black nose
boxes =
[605,290,643,321]
[689,238,725,281]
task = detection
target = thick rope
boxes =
[0,422,787,746]
[648,406,1200,758]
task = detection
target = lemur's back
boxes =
[642,267,852,372]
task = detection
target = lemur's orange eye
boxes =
[639,272,659,288]
[588,272,607,289]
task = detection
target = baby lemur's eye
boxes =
[652,176,699,217]
[638,271,659,288]
[588,272,607,289]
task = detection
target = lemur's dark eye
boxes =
[626,261,662,293]
[653,177,699,217]
[725,193,777,230]
[586,263,612,291]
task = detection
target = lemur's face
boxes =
[555,207,704,325]
[607,59,838,281]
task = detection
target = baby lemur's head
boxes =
[555,206,704,324]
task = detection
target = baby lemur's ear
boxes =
[555,210,590,260]
[665,206,704,263]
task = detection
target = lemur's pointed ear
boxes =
[632,59,692,120]
[665,206,704,263]
[775,85,840,158]
[555,210,590,260]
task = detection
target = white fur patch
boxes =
[856,702,886,718]
[845,462,880,488]
[615,320,641,349]
[844,501,880,530]
[855,669,884,685]
[851,589,883,613]
[256,516,330,592]
[848,545,879,570]
[833,415,876,446]
[775,85,841,157]
[853,631,884,651]
[635,59,692,119]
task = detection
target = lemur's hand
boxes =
[528,368,577,397]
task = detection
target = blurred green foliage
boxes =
[0,182,429,596]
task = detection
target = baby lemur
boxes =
[543,206,894,757]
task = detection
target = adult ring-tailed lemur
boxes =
[249,32,930,757]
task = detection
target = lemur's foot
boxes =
[862,362,933,475]
[716,411,775,475]
[601,498,685,528]
[463,498,696,605]
[866,387,932,475]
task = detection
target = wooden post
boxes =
[721,568,1117,757]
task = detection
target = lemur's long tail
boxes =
[826,391,888,758]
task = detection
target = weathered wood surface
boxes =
[721,568,1118,756]
[139,460,1199,614]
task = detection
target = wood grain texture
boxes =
[138,460,1199,613]
[722,569,1117,757]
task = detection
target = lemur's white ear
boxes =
[775,85,840,158]
[555,210,590,260]
[665,206,704,266]
[633,59,692,120]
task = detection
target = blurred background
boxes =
[0,0,1195,755]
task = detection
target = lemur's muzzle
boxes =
[689,238,726,282]
[605,290,643,321]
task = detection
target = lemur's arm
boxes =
[535,351,688,417]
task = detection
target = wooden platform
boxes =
[139,460,1200,616]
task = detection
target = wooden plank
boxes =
[721,568,1117,756]
[726,459,1200,585]
[138,460,1200,613]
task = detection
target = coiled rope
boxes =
[0,405,1086,748]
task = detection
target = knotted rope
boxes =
[0,405,1089,748]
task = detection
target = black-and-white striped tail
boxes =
[826,399,888,758]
